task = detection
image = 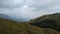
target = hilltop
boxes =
[29,13,60,32]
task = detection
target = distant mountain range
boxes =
[0,14,26,22]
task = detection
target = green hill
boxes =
[0,18,44,34]
[0,13,60,34]
[29,13,60,32]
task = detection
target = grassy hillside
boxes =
[29,13,60,32]
[0,13,60,34]
[0,18,60,34]
[0,18,44,34]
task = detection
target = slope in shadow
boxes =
[30,19,60,32]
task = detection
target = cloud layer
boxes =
[0,0,60,20]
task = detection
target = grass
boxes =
[0,18,44,34]
[0,13,60,34]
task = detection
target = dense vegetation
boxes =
[29,13,60,32]
[0,13,60,34]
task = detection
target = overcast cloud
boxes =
[0,0,60,20]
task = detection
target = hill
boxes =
[29,13,60,32]
[0,14,26,22]
[0,13,60,34]
[0,18,44,34]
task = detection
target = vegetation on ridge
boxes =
[0,13,60,34]
[29,13,60,32]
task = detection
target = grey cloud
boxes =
[0,0,60,20]
[0,0,26,8]
[25,0,60,12]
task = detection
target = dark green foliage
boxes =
[30,13,60,32]
[31,19,56,28]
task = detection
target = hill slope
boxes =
[0,13,60,34]
[29,13,60,32]
[0,18,44,34]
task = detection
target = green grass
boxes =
[0,18,44,34]
[0,13,60,34]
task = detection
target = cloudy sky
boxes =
[0,0,60,20]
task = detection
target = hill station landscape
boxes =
[0,13,60,34]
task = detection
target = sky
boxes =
[0,0,60,20]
